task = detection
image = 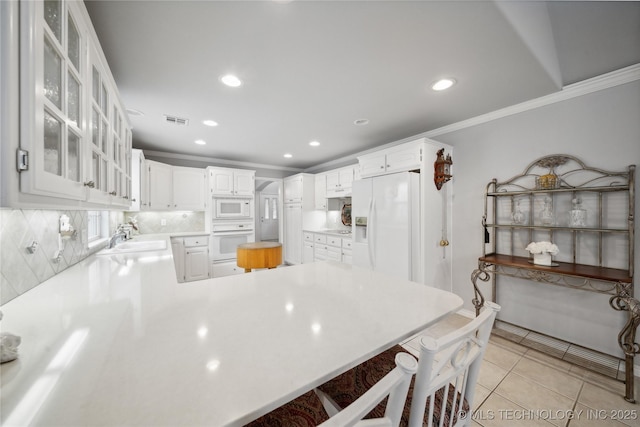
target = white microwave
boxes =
[213,198,253,219]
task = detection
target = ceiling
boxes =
[84,1,640,171]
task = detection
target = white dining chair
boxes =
[244,352,418,427]
[317,302,500,427]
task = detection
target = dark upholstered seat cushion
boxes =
[244,390,330,427]
[317,345,469,426]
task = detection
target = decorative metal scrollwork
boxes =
[609,290,640,403]
[470,262,492,316]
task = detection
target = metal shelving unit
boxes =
[470,154,637,402]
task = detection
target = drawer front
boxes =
[342,238,353,249]
[327,246,342,262]
[314,246,328,261]
[327,236,341,247]
[184,236,209,247]
[314,234,327,244]
[303,232,314,242]
[212,262,243,277]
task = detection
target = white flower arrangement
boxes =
[525,241,559,255]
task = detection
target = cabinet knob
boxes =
[109,191,117,196]
[167,204,171,207]
[380,166,384,169]
[84,181,95,188]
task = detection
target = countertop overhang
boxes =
[0,234,462,426]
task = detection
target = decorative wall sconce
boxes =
[434,149,453,190]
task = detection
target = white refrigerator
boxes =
[352,172,421,282]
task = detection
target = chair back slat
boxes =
[408,302,500,427]
[320,353,417,427]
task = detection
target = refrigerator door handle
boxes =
[368,198,375,268]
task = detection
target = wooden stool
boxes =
[237,242,283,273]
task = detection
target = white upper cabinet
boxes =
[314,174,327,210]
[326,165,355,197]
[358,140,423,178]
[147,160,173,210]
[283,173,314,208]
[145,160,206,211]
[6,0,131,208]
[18,0,88,201]
[208,167,254,197]
[172,166,205,210]
[130,149,145,211]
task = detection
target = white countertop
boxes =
[304,229,353,237]
[0,235,462,426]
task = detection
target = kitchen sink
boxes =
[97,239,167,255]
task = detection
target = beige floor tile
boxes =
[484,341,522,370]
[578,383,640,427]
[513,357,583,400]
[474,393,556,427]
[524,348,574,373]
[489,334,529,355]
[425,313,470,338]
[473,384,492,409]
[569,365,628,396]
[494,372,575,427]
[567,404,635,427]
[478,360,509,391]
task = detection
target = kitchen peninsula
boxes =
[0,235,463,426]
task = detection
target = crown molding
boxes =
[424,63,640,138]
[142,150,303,173]
[306,64,640,173]
[146,64,640,175]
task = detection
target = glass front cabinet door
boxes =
[18,0,131,207]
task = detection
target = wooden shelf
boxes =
[484,224,629,233]
[487,185,629,197]
[479,253,632,284]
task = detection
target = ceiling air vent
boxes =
[163,115,189,126]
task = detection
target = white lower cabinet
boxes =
[303,242,314,263]
[171,238,185,282]
[305,231,353,264]
[284,203,303,264]
[185,246,209,282]
[171,235,210,282]
[342,238,353,264]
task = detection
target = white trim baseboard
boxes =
[456,308,640,376]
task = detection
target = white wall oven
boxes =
[213,198,253,220]
[211,222,255,262]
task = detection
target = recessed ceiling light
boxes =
[195,139,207,145]
[203,120,218,127]
[309,141,320,147]
[220,74,242,87]
[283,153,293,158]
[354,119,369,126]
[431,78,456,91]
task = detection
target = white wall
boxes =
[436,80,640,357]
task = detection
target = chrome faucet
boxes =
[107,226,128,249]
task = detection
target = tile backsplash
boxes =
[1,209,204,306]
[0,209,122,306]
[125,211,205,234]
